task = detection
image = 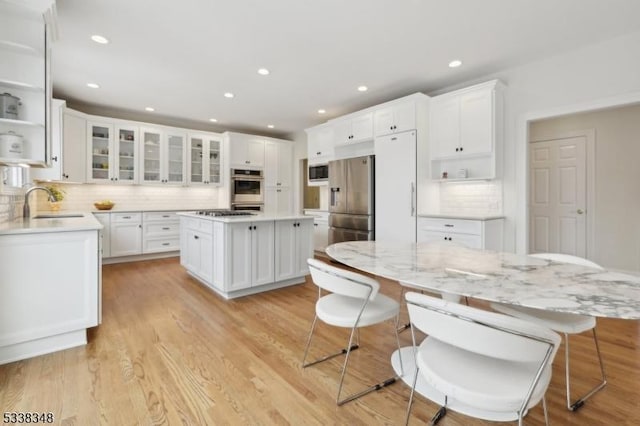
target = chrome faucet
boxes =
[23,186,56,219]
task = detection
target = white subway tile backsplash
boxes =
[35,183,225,212]
[439,181,502,216]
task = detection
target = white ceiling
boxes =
[52,0,640,137]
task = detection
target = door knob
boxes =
[577,209,585,214]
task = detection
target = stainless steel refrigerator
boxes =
[328,155,374,244]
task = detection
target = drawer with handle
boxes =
[143,211,179,222]
[143,237,180,254]
[418,217,482,235]
[144,222,180,237]
[111,212,142,223]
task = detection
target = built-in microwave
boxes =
[308,163,328,185]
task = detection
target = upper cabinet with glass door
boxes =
[140,126,186,185]
[188,133,222,185]
[87,120,138,184]
[0,1,54,166]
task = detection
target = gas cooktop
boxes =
[195,210,255,217]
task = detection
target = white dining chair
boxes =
[490,253,607,411]
[302,258,403,405]
[404,291,561,426]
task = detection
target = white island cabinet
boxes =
[178,213,313,299]
[0,213,102,364]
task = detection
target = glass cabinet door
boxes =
[190,137,204,184]
[117,126,137,182]
[167,133,185,184]
[141,129,161,183]
[208,138,221,184]
[89,124,111,181]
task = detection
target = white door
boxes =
[430,96,459,159]
[295,220,314,275]
[226,223,253,291]
[375,131,416,243]
[459,88,493,156]
[529,137,587,256]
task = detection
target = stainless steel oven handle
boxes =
[231,176,264,181]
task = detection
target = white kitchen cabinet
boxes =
[33,106,88,182]
[87,121,139,184]
[264,140,292,187]
[227,132,265,169]
[429,80,503,180]
[142,211,180,253]
[306,124,334,164]
[93,212,111,258]
[225,221,275,291]
[264,139,293,215]
[275,219,314,281]
[333,112,374,146]
[140,127,187,185]
[376,130,417,243]
[305,211,329,252]
[0,228,100,364]
[188,133,221,185]
[374,101,417,137]
[264,187,292,215]
[110,212,142,257]
[182,219,214,284]
[417,217,504,250]
[0,2,53,167]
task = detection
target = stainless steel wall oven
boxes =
[231,168,264,210]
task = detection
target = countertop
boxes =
[177,212,314,223]
[418,213,506,221]
[90,208,190,214]
[0,212,103,236]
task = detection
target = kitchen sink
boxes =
[33,214,84,219]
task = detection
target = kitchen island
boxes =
[0,212,102,364]
[178,212,314,299]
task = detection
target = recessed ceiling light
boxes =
[86,83,100,89]
[224,92,234,98]
[317,109,326,114]
[357,85,368,92]
[257,68,270,76]
[91,35,109,44]
[145,107,155,112]
[448,59,463,68]
[267,124,275,129]
[209,118,218,123]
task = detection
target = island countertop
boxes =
[177,211,314,223]
[0,212,103,236]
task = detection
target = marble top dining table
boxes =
[325,241,640,320]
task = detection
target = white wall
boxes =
[529,104,640,271]
[437,30,640,253]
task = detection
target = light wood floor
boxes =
[1,257,639,425]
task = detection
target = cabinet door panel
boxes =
[460,89,493,155]
[394,101,416,133]
[62,111,87,182]
[115,124,138,183]
[333,119,352,145]
[374,107,394,137]
[166,133,186,184]
[189,136,205,184]
[295,220,314,275]
[264,141,278,187]
[275,220,296,281]
[87,122,113,182]
[253,222,275,286]
[226,223,252,290]
[351,113,373,142]
[199,233,213,283]
[430,96,459,159]
[110,222,142,256]
[247,139,265,168]
[141,128,162,184]
[184,229,201,272]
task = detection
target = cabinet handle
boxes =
[460,147,463,152]
[162,215,170,218]
[122,216,131,219]
[316,151,321,155]
[52,156,58,162]
[410,182,415,216]
[162,242,170,246]
[444,224,454,227]
[138,224,142,228]
[455,147,459,152]
[162,227,170,230]
[314,223,318,227]
[194,235,199,239]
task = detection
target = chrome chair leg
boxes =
[393,315,404,375]
[404,365,420,426]
[542,395,549,426]
[336,324,399,406]
[429,396,448,426]
[565,329,608,411]
[302,315,359,368]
